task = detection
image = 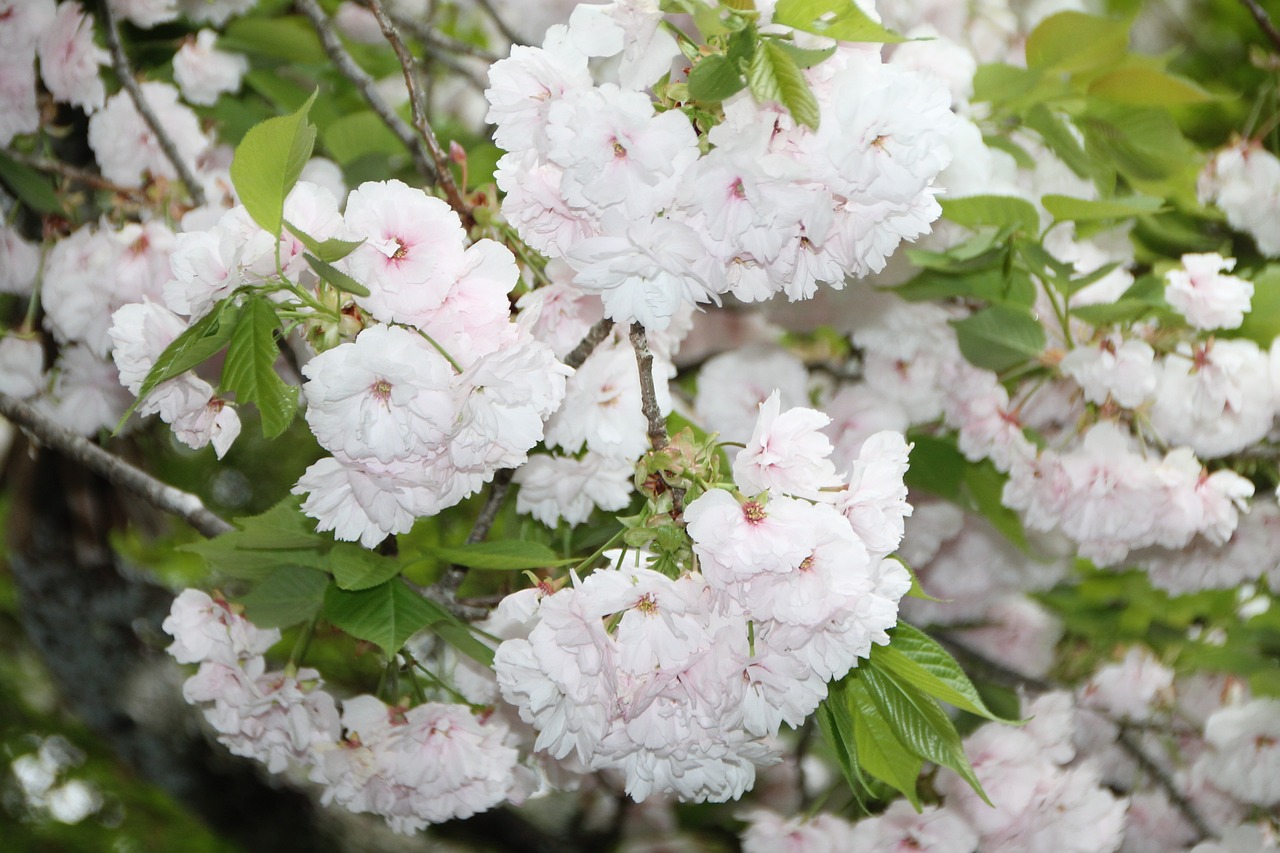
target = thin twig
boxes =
[1,149,147,198]
[365,0,472,226]
[392,14,501,63]
[0,393,230,538]
[100,2,206,207]
[294,0,437,182]
[629,322,685,516]
[1240,0,1280,53]
[936,631,1217,844]
[470,0,523,46]
[564,318,614,370]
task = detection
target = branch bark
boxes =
[294,0,437,182]
[2,148,149,198]
[100,2,207,207]
[629,322,685,516]
[365,0,472,226]
[0,393,231,538]
[1240,0,1280,53]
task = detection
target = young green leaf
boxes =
[687,54,748,103]
[304,254,372,298]
[229,89,319,235]
[419,540,577,571]
[285,221,365,263]
[877,623,1013,722]
[951,304,1047,372]
[321,579,443,657]
[1024,11,1129,74]
[747,39,821,130]
[220,296,299,438]
[329,542,402,591]
[773,0,905,43]
[116,299,242,432]
[1042,193,1166,222]
[241,565,330,628]
[845,674,925,807]
[178,496,332,579]
[940,195,1041,236]
[1087,66,1213,107]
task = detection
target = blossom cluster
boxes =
[485,1,958,330]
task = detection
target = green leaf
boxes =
[951,304,1047,372]
[1025,12,1129,73]
[772,41,836,69]
[329,542,402,591]
[972,63,1044,108]
[1024,104,1098,181]
[320,111,406,165]
[878,623,1011,722]
[322,579,441,656]
[303,254,372,298]
[1235,265,1280,348]
[845,673,925,807]
[0,151,65,215]
[221,16,326,64]
[241,565,330,628]
[284,222,364,263]
[747,39,821,130]
[963,461,1028,550]
[941,195,1041,236]
[818,681,869,794]
[220,297,298,438]
[903,434,966,502]
[229,89,319,235]
[1087,67,1213,106]
[116,299,241,432]
[687,54,748,103]
[178,496,332,580]
[1079,103,1193,184]
[859,666,990,805]
[420,540,577,571]
[1042,193,1166,222]
[1069,298,1157,326]
[773,0,905,43]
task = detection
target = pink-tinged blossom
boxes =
[0,0,56,54]
[834,430,913,561]
[512,452,634,527]
[1151,448,1253,550]
[293,456,433,548]
[739,809,855,853]
[301,324,456,465]
[41,225,119,355]
[0,335,43,399]
[1059,334,1158,409]
[565,212,718,331]
[164,210,274,319]
[951,596,1064,680]
[685,490,819,589]
[176,0,257,26]
[0,57,38,146]
[849,801,978,853]
[162,589,280,665]
[822,384,910,467]
[1133,501,1280,596]
[37,2,108,113]
[87,82,208,187]
[567,0,680,91]
[515,274,604,359]
[1149,339,1277,459]
[1080,647,1174,723]
[1198,698,1280,807]
[733,391,842,498]
[108,0,178,28]
[941,360,1035,473]
[1199,140,1280,257]
[44,345,133,435]
[171,397,241,458]
[172,30,247,106]
[412,239,520,367]
[485,32,592,152]
[1164,252,1254,330]
[495,152,599,258]
[695,346,810,444]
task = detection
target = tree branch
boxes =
[1240,0,1280,53]
[391,14,501,64]
[365,0,472,226]
[469,0,524,47]
[629,323,685,516]
[100,2,206,207]
[2,148,148,198]
[0,393,231,538]
[294,0,437,183]
[564,318,614,370]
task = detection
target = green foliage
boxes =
[951,304,1047,372]
[940,195,1041,236]
[417,540,578,571]
[772,0,904,43]
[302,253,372,297]
[241,564,330,628]
[229,89,319,236]
[0,151,64,215]
[747,38,821,129]
[220,296,299,438]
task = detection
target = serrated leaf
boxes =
[772,41,836,69]
[221,297,298,438]
[878,623,1011,722]
[178,496,333,579]
[687,54,748,103]
[322,579,441,656]
[1024,104,1098,181]
[303,254,371,298]
[421,540,577,571]
[1025,12,1129,73]
[941,195,1040,236]
[241,565,330,628]
[285,221,364,264]
[1087,67,1213,106]
[859,666,990,805]
[951,304,1047,372]
[1042,193,1166,222]
[845,674,924,807]
[748,39,821,130]
[818,682,869,794]
[330,542,402,591]
[0,151,65,215]
[116,299,241,432]
[230,89,319,235]
[773,0,905,43]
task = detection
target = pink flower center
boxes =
[635,593,658,615]
[370,378,393,402]
[391,237,409,260]
[742,501,766,525]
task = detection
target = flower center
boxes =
[370,378,393,402]
[742,501,766,525]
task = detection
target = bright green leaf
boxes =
[951,304,1047,372]
[748,39,821,130]
[221,297,298,438]
[284,222,364,264]
[320,111,406,165]
[303,254,372,298]
[322,579,442,656]
[687,54,748,103]
[178,496,332,579]
[1024,104,1098,181]
[818,681,869,795]
[421,540,577,571]
[1025,12,1129,73]
[1042,193,1166,222]
[941,195,1040,235]
[903,434,966,502]
[329,542,402,591]
[116,299,241,432]
[241,565,329,628]
[222,16,326,64]
[845,674,925,807]
[1235,265,1280,348]
[972,63,1044,107]
[773,0,905,43]
[878,623,1011,722]
[1087,67,1213,106]
[229,89,319,235]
